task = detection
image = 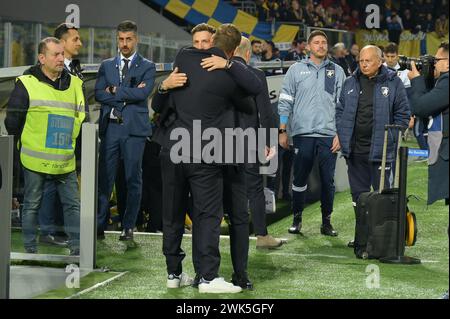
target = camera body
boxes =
[398,54,436,89]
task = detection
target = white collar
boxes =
[120,51,137,64]
[383,62,400,71]
[64,58,72,69]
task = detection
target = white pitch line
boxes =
[268,252,348,259]
[65,271,128,299]
[268,252,440,263]
[104,230,291,241]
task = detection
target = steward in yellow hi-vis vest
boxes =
[18,73,85,174]
[5,37,85,255]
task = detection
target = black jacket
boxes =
[151,47,262,158]
[232,57,277,144]
[410,72,449,204]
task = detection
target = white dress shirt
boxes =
[110,51,137,119]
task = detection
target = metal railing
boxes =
[0,20,190,68]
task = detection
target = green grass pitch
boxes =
[27,159,448,299]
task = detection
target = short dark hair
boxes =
[439,41,449,53]
[117,20,137,34]
[297,37,306,44]
[266,40,275,51]
[384,42,399,54]
[307,30,328,43]
[251,39,262,46]
[213,24,241,54]
[54,23,78,40]
[191,23,216,35]
[38,37,61,55]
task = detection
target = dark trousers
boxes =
[413,117,429,151]
[115,141,163,231]
[292,136,337,225]
[38,180,64,236]
[160,150,190,275]
[115,160,127,226]
[142,140,163,232]
[187,162,224,281]
[245,164,267,236]
[266,146,294,198]
[346,153,393,204]
[97,123,146,230]
[223,165,249,277]
[161,149,224,280]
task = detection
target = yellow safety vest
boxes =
[18,74,86,175]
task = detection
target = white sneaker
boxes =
[198,277,242,294]
[166,273,194,288]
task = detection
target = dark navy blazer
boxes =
[95,53,156,137]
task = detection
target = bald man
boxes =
[335,45,411,248]
[232,38,282,249]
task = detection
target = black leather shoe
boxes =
[97,229,105,240]
[25,247,38,254]
[347,240,355,248]
[39,234,68,247]
[192,274,201,288]
[320,224,338,237]
[232,273,254,290]
[69,248,80,256]
[119,228,134,241]
[288,214,302,234]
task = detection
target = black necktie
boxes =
[122,58,129,81]
[68,61,74,73]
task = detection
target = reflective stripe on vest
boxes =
[18,74,85,174]
[21,146,75,161]
[29,99,80,111]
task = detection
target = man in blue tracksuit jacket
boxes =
[335,45,410,247]
[278,30,346,236]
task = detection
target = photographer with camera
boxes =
[408,41,448,300]
[407,41,449,205]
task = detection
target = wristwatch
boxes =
[226,59,234,69]
[278,129,287,134]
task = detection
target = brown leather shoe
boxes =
[256,235,283,249]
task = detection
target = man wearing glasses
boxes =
[408,42,449,300]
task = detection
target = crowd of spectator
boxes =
[252,0,448,37]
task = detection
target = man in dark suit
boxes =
[95,20,156,242]
[234,38,282,249]
[157,24,262,293]
[152,24,263,291]
[200,37,283,250]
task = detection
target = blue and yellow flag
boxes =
[150,0,299,42]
